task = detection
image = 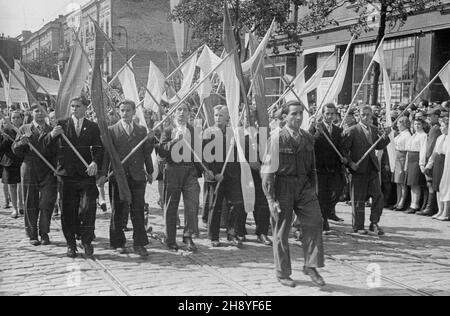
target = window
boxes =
[265,63,286,106]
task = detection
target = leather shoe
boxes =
[277,277,296,287]
[134,246,149,258]
[166,243,179,252]
[416,209,437,217]
[328,214,344,222]
[211,240,221,247]
[19,209,24,215]
[405,208,419,214]
[228,236,243,248]
[41,234,51,246]
[183,237,198,252]
[303,267,325,287]
[257,234,273,246]
[67,247,77,258]
[30,239,41,246]
[369,223,385,236]
[82,243,94,257]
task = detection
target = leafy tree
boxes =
[298,0,442,105]
[169,0,305,56]
[22,50,60,80]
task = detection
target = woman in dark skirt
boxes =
[0,111,24,218]
[393,116,411,211]
[426,117,449,220]
[404,118,428,213]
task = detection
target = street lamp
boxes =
[113,25,129,59]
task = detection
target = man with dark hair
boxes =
[342,106,391,235]
[158,102,202,252]
[98,100,154,257]
[46,96,104,258]
[262,100,325,288]
[12,103,57,246]
[309,103,346,234]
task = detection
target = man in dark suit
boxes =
[98,100,154,258]
[309,103,346,233]
[47,96,104,258]
[158,102,202,252]
[12,104,57,246]
[342,105,391,235]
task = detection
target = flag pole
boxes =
[107,47,239,175]
[354,58,450,167]
[108,54,137,84]
[16,60,90,168]
[0,112,57,174]
[340,36,385,128]
[166,44,205,81]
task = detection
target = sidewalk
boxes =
[1,183,449,296]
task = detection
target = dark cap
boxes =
[427,108,441,116]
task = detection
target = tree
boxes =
[169,0,305,57]
[22,50,60,80]
[297,0,442,105]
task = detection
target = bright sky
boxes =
[0,0,91,37]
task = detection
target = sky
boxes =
[0,0,91,38]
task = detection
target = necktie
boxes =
[76,119,81,137]
[125,123,132,136]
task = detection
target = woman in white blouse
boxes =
[404,118,428,213]
[425,117,449,221]
[393,116,412,211]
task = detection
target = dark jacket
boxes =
[425,123,442,163]
[309,122,344,174]
[12,123,55,184]
[103,121,153,182]
[48,117,104,178]
[342,123,390,175]
[158,124,203,177]
[0,128,23,168]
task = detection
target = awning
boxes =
[302,44,336,55]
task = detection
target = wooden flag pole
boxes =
[166,44,205,81]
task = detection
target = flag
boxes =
[23,68,40,105]
[144,61,165,113]
[169,52,198,104]
[248,32,269,128]
[241,19,275,74]
[216,54,255,214]
[91,21,131,203]
[0,67,12,111]
[317,37,354,113]
[439,60,450,96]
[57,65,62,82]
[373,40,396,172]
[55,39,90,119]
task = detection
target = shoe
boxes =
[328,214,344,222]
[405,208,419,214]
[100,203,107,213]
[4,203,10,209]
[115,247,128,255]
[294,230,303,241]
[10,211,19,219]
[166,243,179,252]
[134,246,149,258]
[228,236,243,248]
[257,234,273,246]
[436,217,450,221]
[369,223,385,236]
[19,209,24,215]
[353,229,368,235]
[183,237,198,252]
[277,277,296,288]
[303,267,326,287]
[82,244,94,257]
[416,209,437,217]
[30,239,41,246]
[394,206,406,212]
[41,234,51,245]
[67,246,77,258]
[211,240,221,247]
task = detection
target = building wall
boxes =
[0,37,21,77]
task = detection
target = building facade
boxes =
[267,1,450,107]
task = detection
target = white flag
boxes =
[196,46,222,103]
[439,61,450,96]
[169,52,198,103]
[145,61,165,113]
[216,56,255,214]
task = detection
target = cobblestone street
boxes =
[1,181,449,296]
